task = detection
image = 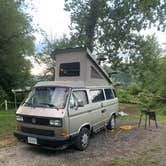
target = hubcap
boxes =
[82,133,88,146]
[111,117,115,128]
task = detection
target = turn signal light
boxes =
[60,130,67,137]
[16,122,21,130]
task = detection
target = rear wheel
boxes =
[107,114,116,130]
[75,127,90,151]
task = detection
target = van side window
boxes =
[104,89,114,100]
[90,90,105,103]
[69,94,77,108]
[73,90,88,105]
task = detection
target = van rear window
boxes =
[104,89,114,100]
[90,89,105,103]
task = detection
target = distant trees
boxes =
[0,0,34,98]
[158,57,166,98]
[129,35,161,92]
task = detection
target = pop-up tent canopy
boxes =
[51,47,112,87]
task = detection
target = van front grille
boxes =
[23,116,49,126]
[21,127,54,136]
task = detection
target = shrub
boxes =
[128,82,141,95]
[116,88,133,103]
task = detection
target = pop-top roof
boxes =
[51,47,112,86]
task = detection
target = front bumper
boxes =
[14,130,71,147]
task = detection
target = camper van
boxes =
[14,48,118,150]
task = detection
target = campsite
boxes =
[0,0,166,166]
[0,104,166,166]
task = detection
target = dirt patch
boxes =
[0,136,17,149]
[0,119,165,166]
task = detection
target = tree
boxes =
[0,0,34,97]
[35,34,75,79]
[130,35,161,92]
[157,57,166,98]
[64,0,166,67]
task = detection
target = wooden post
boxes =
[5,100,8,111]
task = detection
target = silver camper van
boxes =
[14,48,118,150]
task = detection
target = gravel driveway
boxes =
[0,120,166,166]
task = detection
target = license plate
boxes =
[27,137,37,145]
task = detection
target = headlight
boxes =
[16,115,23,122]
[49,119,62,127]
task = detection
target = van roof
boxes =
[34,81,113,89]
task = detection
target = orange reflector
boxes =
[16,123,21,130]
[60,130,67,137]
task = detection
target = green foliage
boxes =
[0,0,34,97]
[157,57,166,98]
[64,0,165,64]
[128,82,141,95]
[116,87,133,103]
[0,86,8,103]
[130,35,161,92]
[156,104,166,115]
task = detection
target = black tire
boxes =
[107,114,116,130]
[75,127,90,151]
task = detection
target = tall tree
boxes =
[157,57,166,98]
[130,35,161,92]
[64,0,166,66]
[0,0,34,96]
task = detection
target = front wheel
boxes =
[74,127,90,151]
[107,114,116,130]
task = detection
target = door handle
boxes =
[101,109,106,113]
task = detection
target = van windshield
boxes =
[24,87,69,109]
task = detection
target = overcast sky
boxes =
[32,0,70,45]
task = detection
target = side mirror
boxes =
[77,100,84,107]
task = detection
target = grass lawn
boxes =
[0,110,16,138]
[119,103,166,121]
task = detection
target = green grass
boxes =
[119,103,166,121]
[0,109,16,138]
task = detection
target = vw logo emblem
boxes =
[32,118,36,124]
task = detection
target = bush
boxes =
[128,82,141,95]
[116,88,133,103]
[137,92,156,109]
[156,104,166,115]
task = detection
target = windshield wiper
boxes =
[39,103,59,110]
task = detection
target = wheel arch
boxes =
[78,123,91,133]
